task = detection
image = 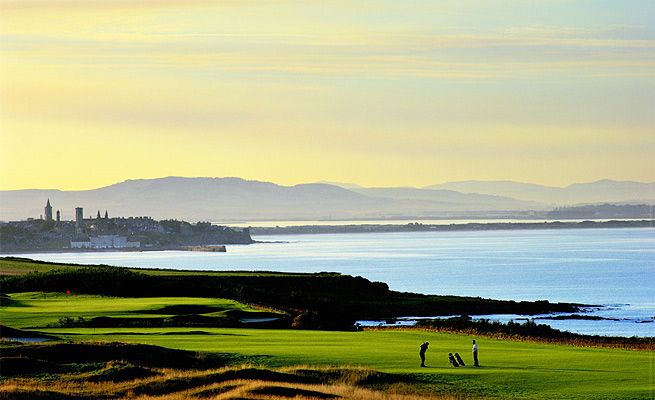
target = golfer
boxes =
[472,339,479,367]
[419,342,429,367]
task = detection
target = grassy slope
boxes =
[1,292,279,328]
[1,260,652,399]
[14,327,649,400]
[0,257,86,276]
[0,291,652,399]
[0,258,587,323]
[0,350,445,400]
[0,257,304,277]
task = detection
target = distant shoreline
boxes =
[0,245,238,256]
[2,221,653,254]
[250,219,654,235]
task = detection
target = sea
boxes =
[9,227,654,337]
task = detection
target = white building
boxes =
[71,235,140,249]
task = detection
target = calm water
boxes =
[11,228,655,337]
[219,218,646,227]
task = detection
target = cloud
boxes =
[2,1,653,81]
[2,31,653,81]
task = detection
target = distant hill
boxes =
[546,204,654,220]
[1,177,538,222]
[350,187,541,210]
[425,180,655,205]
[1,177,652,222]
[316,181,365,190]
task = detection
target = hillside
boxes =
[426,179,655,205]
[0,260,651,399]
[0,257,584,330]
[0,177,538,222]
[2,177,653,222]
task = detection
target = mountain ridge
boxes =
[0,177,652,222]
[425,179,655,204]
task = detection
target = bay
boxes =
[10,227,655,337]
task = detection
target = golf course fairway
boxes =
[22,327,650,399]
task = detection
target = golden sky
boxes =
[1,0,653,190]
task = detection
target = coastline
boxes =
[3,227,652,338]
[2,220,652,254]
[250,219,654,235]
[0,244,250,255]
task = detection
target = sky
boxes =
[1,0,653,190]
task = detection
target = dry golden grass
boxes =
[0,364,452,400]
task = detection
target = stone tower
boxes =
[44,199,53,222]
[75,207,84,233]
[56,210,61,222]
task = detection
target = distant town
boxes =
[0,199,253,253]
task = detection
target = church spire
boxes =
[44,199,53,222]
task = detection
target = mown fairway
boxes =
[22,327,652,399]
[1,292,280,328]
[2,292,653,399]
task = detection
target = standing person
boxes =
[419,342,429,367]
[472,339,479,367]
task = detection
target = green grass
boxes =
[0,257,88,275]
[0,257,312,277]
[2,289,653,399]
[1,292,278,328]
[25,327,654,399]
